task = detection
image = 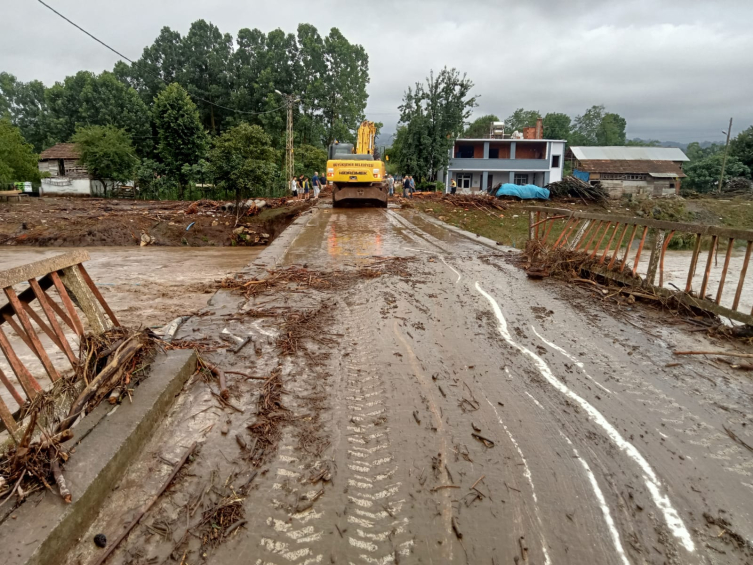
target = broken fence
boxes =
[525,206,753,326]
[0,250,119,437]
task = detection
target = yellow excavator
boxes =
[327,120,388,208]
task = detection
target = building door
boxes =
[487,174,494,192]
[457,173,472,189]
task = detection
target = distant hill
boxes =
[628,139,718,151]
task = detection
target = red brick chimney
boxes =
[535,117,543,139]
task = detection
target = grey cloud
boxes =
[2,0,752,142]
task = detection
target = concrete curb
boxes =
[415,211,516,252]
[0,349,197,565]
[241,206,320,277]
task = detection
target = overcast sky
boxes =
[3,0,752,142]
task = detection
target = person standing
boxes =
[300,175,310,199]
[451,179,457,195]
[291,177,298,199]
[312,171,322,199]
[387,174,394,196]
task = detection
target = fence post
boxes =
[644,229,664,287]
[58,266,113,334]
[528,211,535,241]
[568,219,591,251]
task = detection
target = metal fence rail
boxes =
[524,206,753,327]
[0,251,118,439]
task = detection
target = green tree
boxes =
[0,72,52,152]
[397,67,476,180]
[504,108,540,133]
[152,83,209,198]
[684,153,750,193]
[731,125,753,170]
[207,122,279,200]
[294,144,327,177]
[596,112,626,145]
[571,105,605,145]
[72,125,138,197]
[0,118,41,184]
[542,112,571,142]
[45,71,152,155]
[178,20,234,133]
[685,142,722,162]
[321,28,370,145]
[463,114,499,138]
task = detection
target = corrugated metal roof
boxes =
[577,159,687,177]
[648,172,683,178]
[570,146,689,162]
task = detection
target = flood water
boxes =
[0,246,262,413]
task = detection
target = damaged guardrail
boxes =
[524,206,753,327]
[0,251,119,437]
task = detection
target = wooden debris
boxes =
[91,442,196,565]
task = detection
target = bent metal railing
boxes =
[0,251,119,439]
[524,206,753,327]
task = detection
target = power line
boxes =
[36,0,287,118]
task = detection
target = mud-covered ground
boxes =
[0,197,311,247]
[57,206,753,565]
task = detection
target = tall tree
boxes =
[0,72,52,152]
[152,83,208,198]
[45,71,151,154]
[463,114,499,138]
[115,27,185,106]
[397,67,476,180]
[322,28,369,145]
[179,20,234,133]
[72,125,138,197]
[731,125,753,170]
[542,112,571,141]
[504,108,541,133]
[596,112,626,145]
[0,118,41,184]
[207,122,278,200]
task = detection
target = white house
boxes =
[438,126,565,194]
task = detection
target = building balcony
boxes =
[447,158,550,171]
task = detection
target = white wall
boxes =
[40,178,91,196]
[549,142,565,183]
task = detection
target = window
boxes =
[488,147,499,159]
[457,173,472,189]
[552,155,561,168]
[514,173,528,185]
[669,183,675,189]
[600,173,646,181]
[456,145,474,158]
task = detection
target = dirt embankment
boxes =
[0,197,312,247]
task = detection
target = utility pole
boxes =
[718,117,733,193]
[275,90,298,194]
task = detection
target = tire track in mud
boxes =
[474,280,696,555]
[334,298,414,564]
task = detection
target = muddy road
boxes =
[65,206,753,565]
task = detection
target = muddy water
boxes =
[632,247,753,316]
[17,208,753,565]
[0,247,260,412]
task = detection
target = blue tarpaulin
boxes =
[495,183,550,200]
[573,169,590,182]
